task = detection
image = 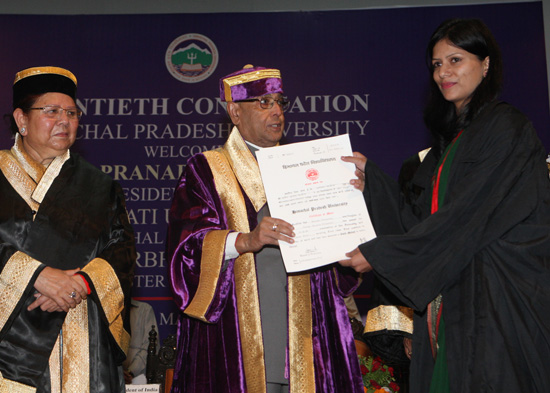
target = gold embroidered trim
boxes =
[204,146,267,392]
[0,149,39,212]
[223,127,266,212]
[364,305,414,335]
[14,66,77,86]
[233,251,265,393]
[288,274,315,392]
[184,230,228,321]
[49,336,61,393]
[0,371,36,393]
[48,302,91,392]
[32,150,70,204]
[11,134,45,184]
[223,69,280,101]
[81,258,130,353]
[0,135,69,214]
[10,134,70,204]
[111,308,131,355]
[63,301,90,393]
[223,69,281,87]
[0,251,41,331]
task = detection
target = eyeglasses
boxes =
[29,105,82,120]
[237,96,290,112]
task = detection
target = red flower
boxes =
[390,381,400,391]
[388,367,394,377]
[370,380,381,389]
[360,365,368,375]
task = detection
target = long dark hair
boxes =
[423,18,503,158]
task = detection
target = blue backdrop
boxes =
[0,1,548,341]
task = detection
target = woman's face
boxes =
[431,38,489,112]
[16,92,79,165]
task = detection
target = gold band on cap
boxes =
[223,68,280,87]
[14,66,77,86]
[223,68,281,102]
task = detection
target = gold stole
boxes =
[0,138,92,393]
[198,127,315,392]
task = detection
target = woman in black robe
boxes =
[0,66,136,392]
[342,19,550,393]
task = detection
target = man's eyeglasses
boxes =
[29,105,83,120]
[237,96,290,112]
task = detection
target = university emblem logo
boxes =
[165,33,219,83]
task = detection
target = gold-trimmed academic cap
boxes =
[219,64,283,102]
[13,66,77,107]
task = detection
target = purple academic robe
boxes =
[166,129,363,393]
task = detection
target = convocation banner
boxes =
[0,2,547,339]
[257,134,376,272]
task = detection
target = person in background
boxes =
[167,64,363,393]
[0,66,136,392]
[341,19,550,392]
[361,148,432,393]
[123,299,160,384]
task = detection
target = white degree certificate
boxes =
[256,134,376,273]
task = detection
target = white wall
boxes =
[1,0,548,103]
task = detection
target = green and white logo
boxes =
[165,33,218,83]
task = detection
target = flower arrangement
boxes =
[358,355,400,393]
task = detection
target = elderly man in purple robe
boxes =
[166,64,364,393]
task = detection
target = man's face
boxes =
[228,93,285,148]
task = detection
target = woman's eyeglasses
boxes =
[29,105,83,120]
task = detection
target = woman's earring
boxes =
[20,127,26,135]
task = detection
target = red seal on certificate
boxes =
[306,168,319,181]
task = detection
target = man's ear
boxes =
[227,102,240,125]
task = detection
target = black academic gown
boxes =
[359,101,550,393]
[0,152,135,393]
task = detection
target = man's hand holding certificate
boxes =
[256,134,376,272]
